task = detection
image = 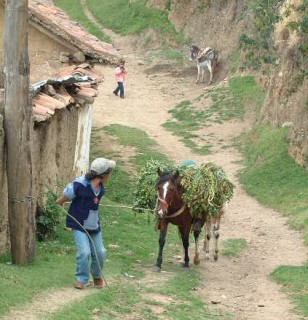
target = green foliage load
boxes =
[133,159,176,212]
[133,160,234,217]
[181,162,234,216]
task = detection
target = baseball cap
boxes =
[90,157,116,175]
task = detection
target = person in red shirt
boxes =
[113,60,127,99]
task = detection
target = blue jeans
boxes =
[113,81,124,97]
[73,229,106,284]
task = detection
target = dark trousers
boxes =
[113,82,124,97]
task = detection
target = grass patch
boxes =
[53,0,110,42]
[221,238,248,257]
[102,124,170,169]
[146,271,233,319]
[271,263,308,316]
[237,124,308,318]
[1,124,232,319]
[0,223,75,314]
[237,125,308,242]
[87,0,185,44]
[146,49,185,61]
[163,76,265,154]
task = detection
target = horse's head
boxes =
[189,45,200,61]
[156,168,181,218]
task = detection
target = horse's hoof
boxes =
[152,265,161,273]
[194,256,200,265]
[214,255,218,261]
[181,262,190,268]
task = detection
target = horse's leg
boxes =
[179,226,190,268]
[155,222,168,272]
[208,64,213,85]
[201,68,205,83]
[212,207,224,261]
[193,220,203,265]
[203,215,211,260]
[196,65,200,83]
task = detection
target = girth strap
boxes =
[166,206,186,219]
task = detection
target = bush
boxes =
[36,190,63,241]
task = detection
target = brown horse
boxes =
[154,168,206,271]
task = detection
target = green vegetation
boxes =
[145,48,185,62]
[271,263,308,316]
[237,125,308,316]
[286,0,308,56]
[36,190,64,241]
[239,0,283,70]
[221,238,248,257]
[237,124,308,245]
[163,76,265,153]
[53,0,110,42]
[0,126,232,319]
[87,0,185,44]
[133,159,234,216]
[102,124,170,169]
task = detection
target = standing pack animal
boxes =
[189,45,218,85]
[154,168,224,271]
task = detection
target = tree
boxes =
[3,0,35,263]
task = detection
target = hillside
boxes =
[148,0,308,166]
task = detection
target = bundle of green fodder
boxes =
[133,160,234,216]
[133,159,176,212]
[180,162,234,217]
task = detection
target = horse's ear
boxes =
[157,167,163,176]
[172,170,180,181]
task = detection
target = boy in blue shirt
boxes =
[56,157,115,289]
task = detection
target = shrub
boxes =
[36,190,63,241]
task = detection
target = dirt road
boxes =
[91,33,308,320]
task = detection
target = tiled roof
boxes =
[31,63,101,122]
[28,0,119,63]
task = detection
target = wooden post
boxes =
[3,0,35,263]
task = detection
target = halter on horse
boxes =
[154,168,206,270]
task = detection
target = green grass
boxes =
[271,263,308,316]
[221,238,248,257]
[0,223,75,314]
[237,125,308,243]
[102,124,170,169]
[163,76,265,154]
[237,124,308,317]
[146,49,185,62]
[87,0,185,44]
[2,124,231,320]
[53,0,110,42]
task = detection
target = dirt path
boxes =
[92,46,308,320]
[2,4,307,320]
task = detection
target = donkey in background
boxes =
[190,45,218,85]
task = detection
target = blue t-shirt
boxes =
[63,176,105,233]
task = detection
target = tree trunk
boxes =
[3,0,35,264]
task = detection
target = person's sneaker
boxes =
[120,95,125,99]
[74,280,85,290]
[93,277,104,288]
[113,91,118,96]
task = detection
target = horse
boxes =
[203,204,225,261]
[154,168,207,271]
[189,45,218,85]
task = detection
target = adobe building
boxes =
[0,0,119,253]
